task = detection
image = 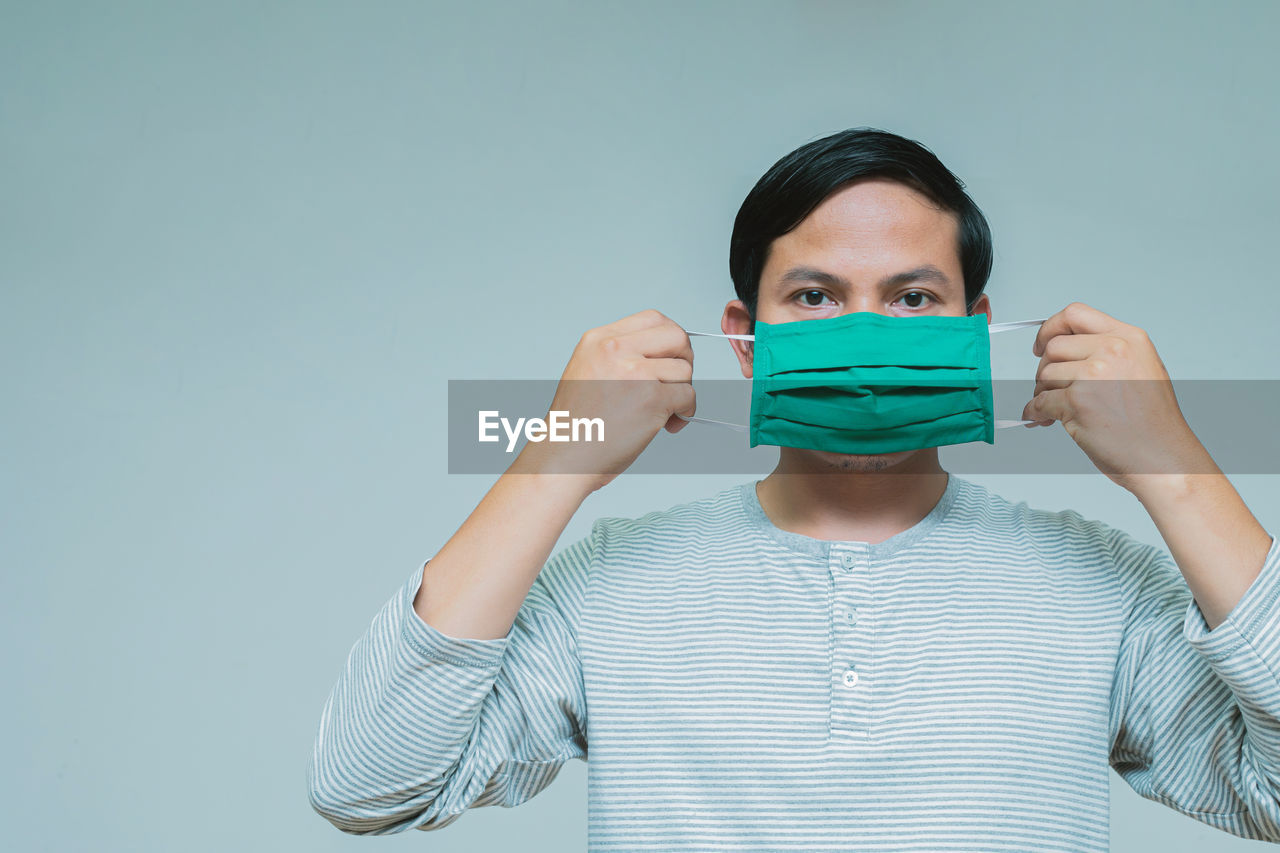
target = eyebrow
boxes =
[775,264,954,290]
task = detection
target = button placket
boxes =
[830,545,871,738]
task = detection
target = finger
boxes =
[1032,302,1124,357]
[1023,387,1068,425]
[647,357,694,383]
[619,322,694,361]
[1037,332,1111,364]
[603,308,672,336]
[1032,359,1084,393]
[662,382,696,420]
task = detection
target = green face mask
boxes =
[687,312,1044,454]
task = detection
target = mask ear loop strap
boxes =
[986,319,1049,426]
[676,414,750,431]
[676,332,752,428]
[686,331,755,341]
[988,318,1049,333]
[676,319,1049,430]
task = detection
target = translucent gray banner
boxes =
[447,379,1280,475]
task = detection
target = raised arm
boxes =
[307,309,695,833]
[1108,526,1280,840]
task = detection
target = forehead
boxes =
[763,178,963,281]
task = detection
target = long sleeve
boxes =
[307,533,593,835]
[1108,527,1280,840]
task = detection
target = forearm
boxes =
[413,446,595,640]
[1130,456,1273,630]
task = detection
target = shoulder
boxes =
[955,477,1172,597]
[586,482,752,546]
[538,483,752,590]
[957,477,1142,550]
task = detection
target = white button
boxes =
[846,609,858,625]
[841,668,859,688]
[840,553,856,571]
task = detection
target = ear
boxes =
[969,293,992,323]
[721,300,754,379]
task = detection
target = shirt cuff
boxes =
[1183,534,1280,661]
[399,562,512,666]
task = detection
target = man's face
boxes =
[728,176,990,472]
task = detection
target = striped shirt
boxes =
[308,473,1280,850]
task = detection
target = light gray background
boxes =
[4,1,1279,850]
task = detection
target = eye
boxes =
[796,289,833,307]
[896,291,934,309]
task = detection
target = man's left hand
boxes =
[1022,301,1213,492]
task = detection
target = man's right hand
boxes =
[511,309,696,492]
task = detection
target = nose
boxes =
[840,296,890,317]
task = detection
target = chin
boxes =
[803,448,921,473]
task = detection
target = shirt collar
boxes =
[736,472,966,561]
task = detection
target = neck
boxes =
[755,448,950,543]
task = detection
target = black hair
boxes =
[729,127,993,319]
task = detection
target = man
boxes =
[308,128,1280,850]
